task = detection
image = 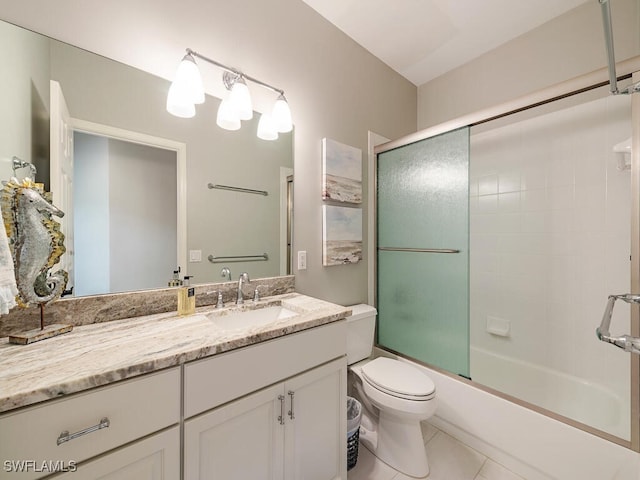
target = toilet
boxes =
[347,304,436,479]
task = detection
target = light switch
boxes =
[297,251,307,270]
[189,250,202,262]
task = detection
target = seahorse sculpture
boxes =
[1,178,68,307]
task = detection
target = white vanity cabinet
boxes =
[183,321,347,480]
[0,315,348,480]
[283,357,347,480]
[0,368,181,480]
[49,427,180,480]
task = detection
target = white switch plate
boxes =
[297,251,307,270]
[189,250,202,262]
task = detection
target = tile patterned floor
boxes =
[348,422,525,480]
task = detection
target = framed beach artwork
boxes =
[322,205,363,266]
[322,138,362,204]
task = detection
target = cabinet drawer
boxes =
[184,320,346,418]
[48,426,180,480]
[0,367,180,480]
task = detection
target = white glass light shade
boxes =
[166,53,204,118]
[271,94,292,133]
[257,113,278,141]
[175,54,205,104]
[228,78,253,121]
[216,97,241,131]
[166,82,195,118]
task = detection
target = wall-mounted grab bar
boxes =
[207,183,268,196]
[378,247,460,254]
[208,253,269,263]
[596,293,640,355]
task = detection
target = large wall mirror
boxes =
[0,19,294,297]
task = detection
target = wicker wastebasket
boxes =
[347,396,362,470]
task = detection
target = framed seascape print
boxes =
[322,205,363,266]
[322,138,362,204]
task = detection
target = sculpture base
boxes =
[9,324,73,345]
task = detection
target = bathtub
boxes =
[378,347,640,480]
[470,346,629,440]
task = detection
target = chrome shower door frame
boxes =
[629,70,640,451]
[374,61,640,452]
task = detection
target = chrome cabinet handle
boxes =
[597,294,640,355]
[277,395,285,425]
[287,391,295,420]
[57,417,110,446]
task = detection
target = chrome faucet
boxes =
[221,267,232,281]
[236,272,250,305]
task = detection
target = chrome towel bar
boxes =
[207,183,268,196]
[378,247,460,254]
[208,253,269,263]
[596,294,640,355]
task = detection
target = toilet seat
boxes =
[361,357,435,401]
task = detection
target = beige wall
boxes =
[417,0,640,129]
[0,0,417,305]
[0,20,49,181]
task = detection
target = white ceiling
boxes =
[301,0,591,86]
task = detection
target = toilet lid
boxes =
[361,357,435,400]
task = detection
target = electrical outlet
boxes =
[189,250,202,262]
[297,251,307,270]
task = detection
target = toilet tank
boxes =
[346,304,377,365]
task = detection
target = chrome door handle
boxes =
[57,417,110,446]
[596,294,640,354]
[277,395,285,425]
[287,391,295,420]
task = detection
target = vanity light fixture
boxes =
[167,48,293,140]
[216,96,242,131]
[166,52,205,118]
[271,93,293,133]
[257,113,278,141]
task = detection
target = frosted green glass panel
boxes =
[377,128,469,376]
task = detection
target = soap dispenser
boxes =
[178,276,195,316]
[168,267,182,287]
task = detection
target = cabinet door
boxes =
[184,383,284,480]
[284,357,347,480]
[49,427,179,479]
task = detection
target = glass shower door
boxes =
[377,128,470,377]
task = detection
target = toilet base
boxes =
[358,408,430,478]
[348,360,434,478]
[375,410,429,478]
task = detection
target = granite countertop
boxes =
[0,293,351,414]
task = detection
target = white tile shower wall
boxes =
[469,93,632,439]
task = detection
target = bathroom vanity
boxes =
[0,293,350,480]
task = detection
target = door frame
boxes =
[280,167,293,276]
[70,118,188,276]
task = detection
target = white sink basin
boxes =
[207,305,298,331]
